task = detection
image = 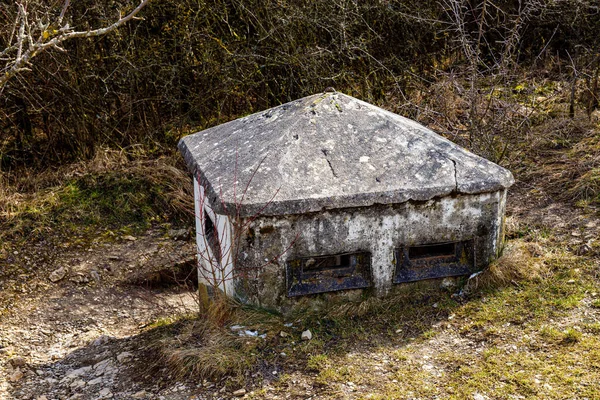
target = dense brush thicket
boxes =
[1,0,599,168]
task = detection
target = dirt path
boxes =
[1,230,203,400]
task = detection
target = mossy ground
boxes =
[0,149,193,260]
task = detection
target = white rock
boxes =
[65,366,92,380]
[132,390,147,398]
[473,393,486,400]
[93,359,114,376]
[233,388,246,397]
[440,277,457,290]
[88,377,103,385]
[49,267,67,282]
[123,235,137,241]
[98,388,113,398]
[301,330,312,340]
[116,351,133,363]
[70,379,86,389]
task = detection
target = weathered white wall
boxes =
[234,190,508,311]
[193,176,235,297]
[193,177,508,310]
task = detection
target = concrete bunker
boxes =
[179,91,514,311]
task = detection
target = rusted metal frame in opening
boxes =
[286,252,372,297]
[393,240,476,283]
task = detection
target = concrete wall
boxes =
[194,172,507,311]
[233,190,507,311]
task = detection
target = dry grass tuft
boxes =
[156,319,251,380]
[464,240,547,292]
[150,299,259,381]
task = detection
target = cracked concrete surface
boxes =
[179,91,513,217]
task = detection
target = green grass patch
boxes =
[0,154,193,255]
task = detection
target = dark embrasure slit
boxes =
[394,240,476,283]
[408,242,456,259]
[287,252,371,297]
[204,209,221,264]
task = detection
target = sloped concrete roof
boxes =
[179,92,514,217]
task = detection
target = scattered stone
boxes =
[567,279,576,284]
[122,235,137,241]
[116,351,133,363]
[230,325,244,331]
[98,388,113,398]
[36,396,48,400]
[9,356,26,368]
[233,388,247,397]
[90,270,101,282]
[169,229,189,240]
[132,390,147,398]
[93,359,115,376]
[9,368,24,382]
[70,273,90,284]
[92,335,112,346]
[49,267,67,282]
[473,393,486,400]
[65,366,92,380]
[440,277,457,290]
[585,220,598,228]
[279,331,289,338]
[301,330,312,340]
[576,243,592,255]
[70,379,86,389]
[88,377,103,385]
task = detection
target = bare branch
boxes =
[0,0,149,89]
